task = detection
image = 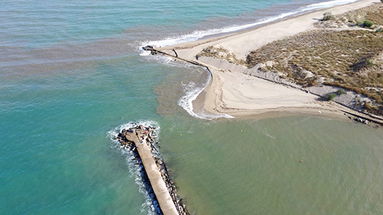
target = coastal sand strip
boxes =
[153,0,382,121]
[162,0,379,60]
[147,44,383,125]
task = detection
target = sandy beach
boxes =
[156,0,380,119]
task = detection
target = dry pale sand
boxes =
[159,0,380,118]
[197,66,345,118]
[213,70,319,110]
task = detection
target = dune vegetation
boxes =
[246,4,383,115]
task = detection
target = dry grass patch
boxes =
[246,30,383,113]
[316,4,383,29]
[198,46,246,65]
[364,4,383,26]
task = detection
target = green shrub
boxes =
[322,12,334,21]
[325,93,337,101]
[366,59,375,66]
[336,89,346,95]
[362,20,374,28]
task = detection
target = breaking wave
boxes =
[178,70,233,120]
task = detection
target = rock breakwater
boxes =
[115,124,190,215]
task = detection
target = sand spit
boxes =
[148,0,383,125]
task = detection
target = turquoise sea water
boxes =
[1,0,383,214]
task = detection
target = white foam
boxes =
[177,71,234,120]
[108,120,160,141]
[303,0,359,11]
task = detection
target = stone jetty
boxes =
[116,125,189,215]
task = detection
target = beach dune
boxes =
[159,0,380,118]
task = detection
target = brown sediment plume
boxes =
[116,124,190,215]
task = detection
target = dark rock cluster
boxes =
[154,156,189,215]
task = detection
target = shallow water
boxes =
[160,116,383,214]
[1,0,383,214]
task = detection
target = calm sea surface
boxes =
[1,0,382,214]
